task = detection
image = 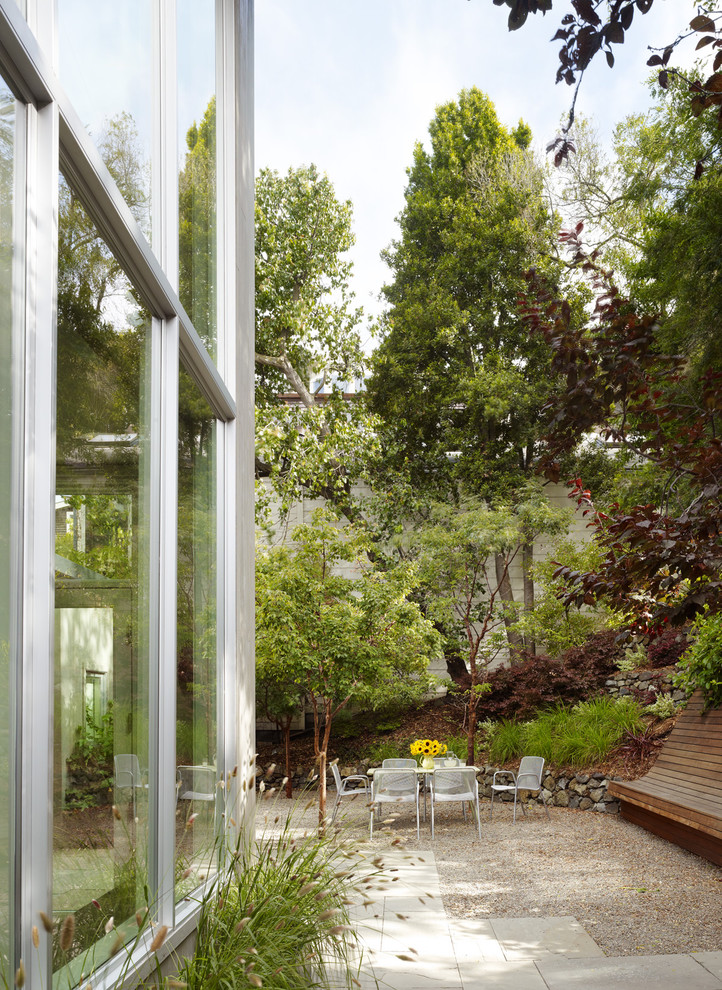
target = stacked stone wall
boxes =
[604,667,685,703]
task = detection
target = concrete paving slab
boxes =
[359,951,463,990]
[536,953,722,989]
[449,919,507,963]
[490,916,604,959]
[380,917,456,966]
[354,919,384,952]
[694,953,722,981]
[375,894,441,914]
[457,958,549,990]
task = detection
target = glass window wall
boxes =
[178,0,217,358]
[175,366,217,898]
[53,176,152,984]
[57,0,152,241]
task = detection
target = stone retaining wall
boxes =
[604,667,685,702]
[259,761,623,814]
[476,766,620,813]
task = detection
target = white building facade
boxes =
[0,0,254,985]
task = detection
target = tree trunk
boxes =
[283,718,293,799]
[317,707,333,831]
[495,553,524,660]
[467,695,477,767]
[445,651,471,688]
[317,748,327,828]
[522,540,535,655]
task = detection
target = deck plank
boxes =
[607,690,722,866]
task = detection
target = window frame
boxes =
[0,0,252,985]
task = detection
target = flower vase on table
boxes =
[410,738,447,769]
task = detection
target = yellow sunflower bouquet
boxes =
[410,738,447,769]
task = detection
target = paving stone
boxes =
[489,916,604,960]
[694,953,722,981]
[536,953,722,989]
[457,958,548,989]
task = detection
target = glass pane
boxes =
[57,0,152,241]
[175,367,217,898]
[0,81,17,987]
[53,176,151,984]
[178,0,217,357]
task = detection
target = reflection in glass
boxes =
[53,177,151,983]
[175,368,217,898]
[0,81,16,987]
[178,0,217,357]
[58,0,152,240]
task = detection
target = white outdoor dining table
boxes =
[367,765,478,822]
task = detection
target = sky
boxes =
[255,0,691,339]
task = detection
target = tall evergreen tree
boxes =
[366,88,564,651]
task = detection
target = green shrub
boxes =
[444,733,472,761]
[481,630,624,721]
[487,721,524,763]
[674,610,722,710]
[644,692,680,719]
[486,697,644,768]
[615,641,646,673]
[362,739,405,764]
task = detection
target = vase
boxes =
[421,756,435,770]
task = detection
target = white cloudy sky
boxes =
[255,0,692,338]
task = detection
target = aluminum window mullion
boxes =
[19,96,58,990]
[232,0,255,823]
[150,0,179,925]
[8,89,27,987]
[215,0,243,834]
[151,316,179,926]
[0,0,52,106]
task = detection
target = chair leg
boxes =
[489,790,494,822]
[474,796,482,840]
[416,797,420,842]
[331,793,340,824]
[512,789,518,824]
[539,788,551,820]
[430,795,434,839]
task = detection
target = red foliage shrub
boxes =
[645,626,690,670]
[480,630,624,721]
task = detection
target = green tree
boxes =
[255,164,382,527]
[559,78,722,378]
[406,494,566,765]
[366,87,565,650]
[255,659,305,800]
[255,509,440,825]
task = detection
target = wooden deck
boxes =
[608,690,722,866]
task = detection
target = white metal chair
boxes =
[430,767,481,839]
[114,754,147,818]
[433,755,461,767]
[381,758,417,769]
[370,768,420,840]
[329,762,369,823]
[176,765,217,817]
[490,756,551,823]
